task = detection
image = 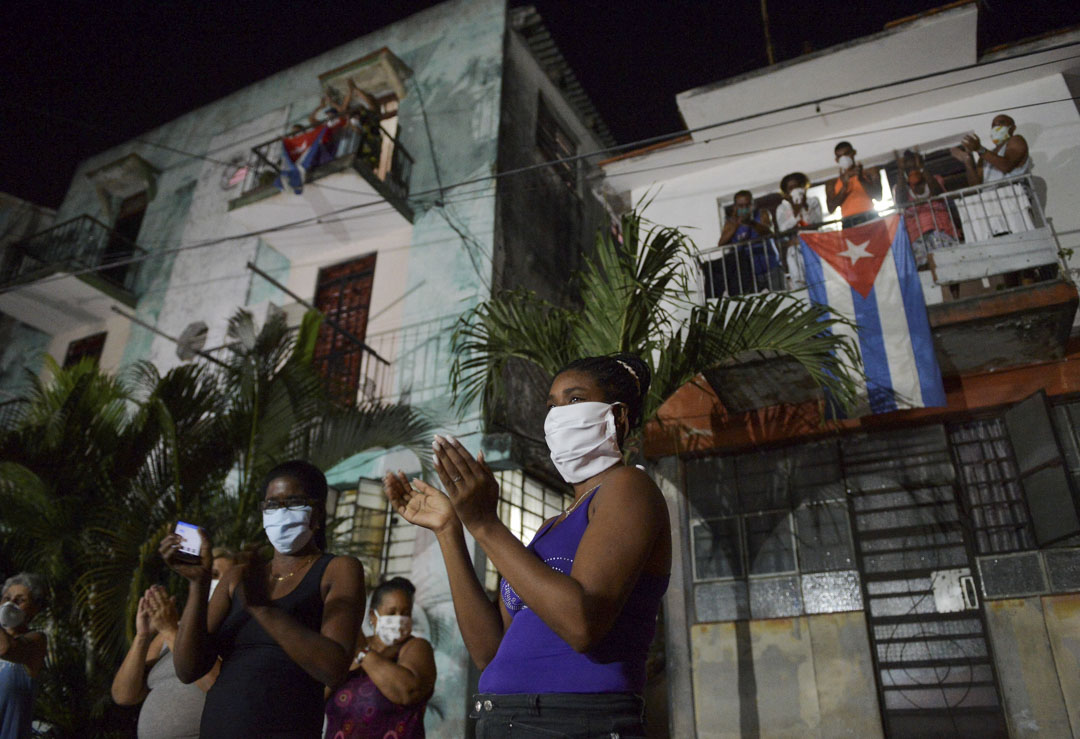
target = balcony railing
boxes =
[238,113,414,205]
[698,174,1060,302]
[205,313,457,409]
[0,399,24,431]
[0,215,146,296]
[314,314,458,407]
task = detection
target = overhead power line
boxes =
[2,46,1079,295]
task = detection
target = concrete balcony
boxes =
[0,215,145,334]
[227,113,414,262]
[697,175,1075,412]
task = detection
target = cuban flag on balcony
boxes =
[275,125,330,194]
[800,214,946,415]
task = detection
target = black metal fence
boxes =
[0,215,146,294]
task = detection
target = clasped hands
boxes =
[135,585,180,638]
[383,435,500,536]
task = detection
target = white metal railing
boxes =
[698,173,1060,301]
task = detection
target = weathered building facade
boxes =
[0,1,612,733]
[603,5,1080,737]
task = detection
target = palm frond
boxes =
[450,290,576,418]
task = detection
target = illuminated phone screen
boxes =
[174,521,201,558]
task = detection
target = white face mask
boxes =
[837,155,854,171]
[0,602,26,630]
[790,187,805,205]
[544,402,623,484]
[262,506,315,554]
[990,125,1011,145]
[374,613,412,645]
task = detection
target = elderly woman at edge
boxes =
[0,573,47,739]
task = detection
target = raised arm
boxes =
[358,637,437,706]
[242,555,364,689]
[385,471,505,669]
[825,177,847,214]
[981,134,1029,176]
[160,529,221,683]
[861,166,883,201]
[110,592,161,705]
[435,438,668,652]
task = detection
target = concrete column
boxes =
[654,455,697,738]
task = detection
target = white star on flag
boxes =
[837,239,872,265]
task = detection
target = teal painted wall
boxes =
[0,314,51,401]
[245,240,290,306]
[44,1,515,733]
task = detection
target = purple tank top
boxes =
[478,486,669,694]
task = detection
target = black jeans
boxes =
[470,692,647,738]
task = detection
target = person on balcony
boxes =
[775,172,822,290]
[826,141,882,226]
[336,80,382,168]
[956,114,1031,185]
[324,577,435,738]
[709,190,783,297]
[892,150,958,269]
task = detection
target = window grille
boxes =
[484,469,570,593]
[535,95,577,191]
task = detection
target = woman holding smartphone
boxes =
[160,460,365,739]
[384,354,670,737]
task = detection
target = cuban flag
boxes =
[274,125,330,194]
[800,214,946,415]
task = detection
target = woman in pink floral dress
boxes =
[325,578,435,739]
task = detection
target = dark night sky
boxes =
[2,0,1077,208]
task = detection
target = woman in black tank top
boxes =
[159,461,366,738]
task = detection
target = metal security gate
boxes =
[843,426,1007,738]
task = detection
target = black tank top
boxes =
[200,552,334,738]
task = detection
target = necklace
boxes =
[270,553,318,583]
[563,484,601,517]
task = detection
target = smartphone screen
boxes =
[174,521,202,559]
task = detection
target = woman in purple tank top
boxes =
[385,354,671,738]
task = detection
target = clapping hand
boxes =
[135,592,155,637]
[383,470,457,535]
[239,560,271,611]
[432,435,500,531]
[146,585,179,634]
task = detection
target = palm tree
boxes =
[0,308,434,736]
[450,208,862,438]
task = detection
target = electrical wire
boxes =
[4,46,1079,297]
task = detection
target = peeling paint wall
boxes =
[690,612,882,738]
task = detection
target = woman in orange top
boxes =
[826,141,882,226]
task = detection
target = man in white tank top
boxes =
[955,114,1031,185]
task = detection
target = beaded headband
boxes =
[614,359,641,394]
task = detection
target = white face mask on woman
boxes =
[262,506,314,554]
[990,125,1011,145]
[790,187,805,205]
[374,613,412,645]
[0,602,25,630]
[837,155,855,171]
[544,401,623,484]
